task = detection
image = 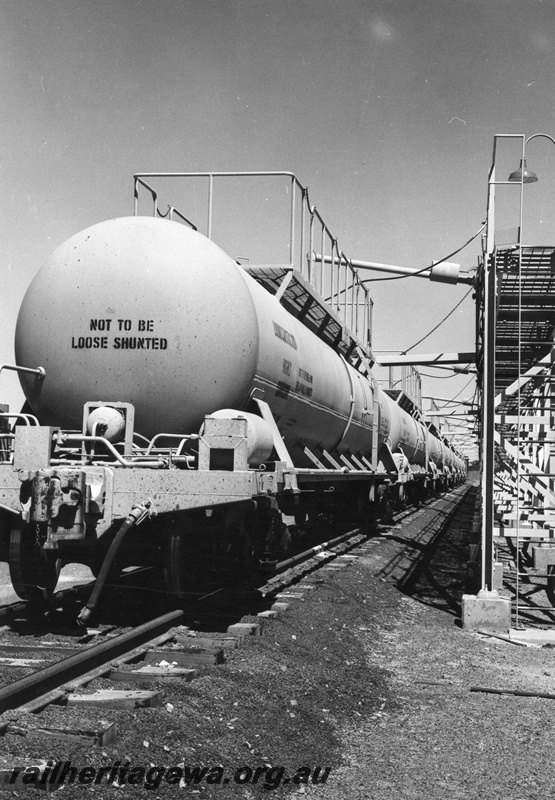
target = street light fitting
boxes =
[508,158,538,184]
[507,133,555,183]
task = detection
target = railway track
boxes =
[0,487,470,780]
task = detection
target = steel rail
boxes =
[275,528,367,573]
[0,608,184,717]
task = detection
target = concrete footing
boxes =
[461,590,511,632]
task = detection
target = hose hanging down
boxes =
[77,500,156,626]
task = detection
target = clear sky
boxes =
[3,0,555,457]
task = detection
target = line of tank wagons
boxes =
[0,213,466,606]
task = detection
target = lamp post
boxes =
[506,133,555,247]
[507,132,555,183]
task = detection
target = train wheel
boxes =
[9,525,61,600]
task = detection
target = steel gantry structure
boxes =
[476,133,555,629]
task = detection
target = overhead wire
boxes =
[419,371,458,379]
[401,286,473,354]
[449,375,476,404]
[427,375,476,426]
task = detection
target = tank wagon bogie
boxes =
[0,177,467,610]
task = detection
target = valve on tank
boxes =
[86,406,126,443]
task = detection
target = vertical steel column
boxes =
[343,256,349,327]
[338,256,343,317]
[481,159,498,592]
[300,189,306,277]
[320,227,325,296]
[350,277,356,337]
[207,174,214,240]
[362,281,368,348]
[331,249,337,312]
[308,212,314,285]
[289,176,296,268]
[482,254,497,591]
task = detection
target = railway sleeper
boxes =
[5,719,117,746]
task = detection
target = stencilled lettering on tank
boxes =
[295,380,313,398]
[89,319,112,331]
[275,381,291,400]
[113,337,168,350]
[272,321,297,350]
[70,319,168,351]
[282,359,292,377]
[71,336,109,349]
[295,367,313,398]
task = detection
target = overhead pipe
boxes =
[313,254,474,285]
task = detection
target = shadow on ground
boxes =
[393,483,479,619]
